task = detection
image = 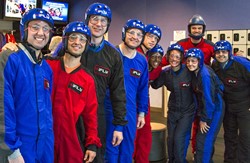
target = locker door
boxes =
[232,30,247,45]
[206,30,219,43]
[219,30,233,43]
[233,44,247,58]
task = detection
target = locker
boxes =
[246,45,250,59]
[247,30,250,44]
[232,30,247,45]
[219,30,233,43]
[205,30,219,43]
[232,44,247,58]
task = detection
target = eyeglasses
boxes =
[126,30,144,39]
[89,15,108,27]
[28,24,52,34]
[169,54,181,60]
[68,33,87,44]
[146,34,159,41]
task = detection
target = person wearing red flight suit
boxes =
[176,15,214,158]
[134,24,162,163]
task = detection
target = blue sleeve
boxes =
[136,60,149,114]
[151,70,166,89]
[0,51,22,151]
[200,67,216,123]
[234,57,250,82]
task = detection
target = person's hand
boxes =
[137,116,145,129]
[84,150,96,163]
[200,121,210,134]
[2,42,18,52]
[8,155,25,163]
[112,130,123,146]
[235,50,244,57]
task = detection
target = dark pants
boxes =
[223,108,250,163]
[167,110,194,163]
[93,114,106,163]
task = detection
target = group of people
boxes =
[0,2,249,163]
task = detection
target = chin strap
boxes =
[24,42,42,50]
[65,50,82,58]
[124,41,137,50]
[188,33,204,40]
[141,43,150,51]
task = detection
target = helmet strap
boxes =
[189,33,204,40]
[65,49,82,58]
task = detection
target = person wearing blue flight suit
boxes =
[0,8,54,163]
[212,40,250,163]
[151,43,196,163]
[185,48,225,163]
[104,19,149,163]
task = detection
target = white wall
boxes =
[149,87,162,108]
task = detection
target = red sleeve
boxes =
[149,66,162,81]
[82,76,102,148]
[161,56,169,66]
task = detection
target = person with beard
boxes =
[134,23,162,163]
[104,19,149,163]
[0,8,54,163]
[177,14,214,65]
[212,40,250,163]
[1,3,127,163]
[0,19,102,163]
[151,43,196,163]
[185,48,224,163]
[46,21,101,163]
[176,15,215,158]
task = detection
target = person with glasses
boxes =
[134,23,162,163]
[45,21,102,163]
[175,15,215,159]
[0,8,54,163]
[212,40,250,163]
[104,18,148,163]
[185,48,224,163]
[80,3,128,163]
[1,19,102,162]
[151,43,196,163]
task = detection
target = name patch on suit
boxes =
[44,79,50,89]
[68,82,83,94]
[94,65,110,77]
[225,78,237,85]
[130,69,141,78]
[180,82,190,88]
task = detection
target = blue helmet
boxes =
[166,43,184,61]
[214,40,233,59]
[148,44,164,57]
[122,19,145,41]
[62,21,91,52]
[20,8,54,42]
[85,3,112,31]
[185,48,204,68]
[145,24,162,43]
[188,14,206,40]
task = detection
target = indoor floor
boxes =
[150,108,224,163]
